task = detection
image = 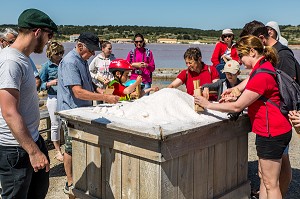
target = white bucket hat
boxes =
[222,29,234,35]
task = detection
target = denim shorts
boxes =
[255,130,292,159]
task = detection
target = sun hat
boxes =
[18,8,57,32]
[222,60,240,74]
[77,32,100,51]
[222,29,234,35]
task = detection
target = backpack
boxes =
[250,60,300,115]
[277,46,300,85]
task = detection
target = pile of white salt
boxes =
[93,88,229,128]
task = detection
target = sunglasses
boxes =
[4,39,15,44]
[238,53,243,59]
[223,35,232,38]
[134,40,143,44]
[54,51,64,56]
[41,29,54,40]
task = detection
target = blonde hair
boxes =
[236,35,278,66]
[46,41,64,59]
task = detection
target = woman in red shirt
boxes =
[168,47,219,100]
[195,35,291,199]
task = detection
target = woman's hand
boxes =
[202,87,209,100]
[132,62,146,68]
[289,110,300,127]
[47,79,58,87]
[219,95,238,103]
[194,95,210,109]
[136,75,143,84]
[140,62,148,67]
[221,88,234,98]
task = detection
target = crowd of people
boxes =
[0,7,299,199]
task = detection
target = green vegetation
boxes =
[1,24,300,44]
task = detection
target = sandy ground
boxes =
[43,123,300,199]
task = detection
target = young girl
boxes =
[89,41,115,93]
[109,59,158,100]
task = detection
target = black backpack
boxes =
[250,60,300,115]
[277,46,300,85]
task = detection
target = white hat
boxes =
[222,60,240,74]
[222,29,234,35]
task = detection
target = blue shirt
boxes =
[39,59,58,95]
[57,49,94,111]
[29,57,39,78]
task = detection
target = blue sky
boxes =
[1,0,300,30]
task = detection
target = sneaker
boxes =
[63,182,74,194]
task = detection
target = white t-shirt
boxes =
[0,47,40,146]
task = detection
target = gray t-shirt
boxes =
[0,47,40,146]
[57,49,94,111]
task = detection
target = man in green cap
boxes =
[0,8,57,199]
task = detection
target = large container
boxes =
[58,106,251,199]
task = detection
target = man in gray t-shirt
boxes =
[0,8,57,199]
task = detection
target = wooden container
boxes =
[58,107,251,199]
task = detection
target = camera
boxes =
[136,69,142,75]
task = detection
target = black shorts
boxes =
[255,130,292,159]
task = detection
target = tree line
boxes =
[1,24,299,44]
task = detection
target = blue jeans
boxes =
[0,135,49,199]
[143,82,151,96]
[216,59,226,79]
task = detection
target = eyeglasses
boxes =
[54,51,64,56]
[223,35,232,38]
[41,29,54,40]
[134,40,143,44]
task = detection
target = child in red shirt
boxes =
[109,59,158,100]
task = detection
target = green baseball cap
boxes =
[18,8,58,32]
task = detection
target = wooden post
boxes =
[135,84,141,99]
[193,80,204,112]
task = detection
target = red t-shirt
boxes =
[177,64,219,96]
[111,81,126,97]
[246,58,291,137]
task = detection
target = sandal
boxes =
[54,152,64,162]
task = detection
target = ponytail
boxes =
[263,46,278,67]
